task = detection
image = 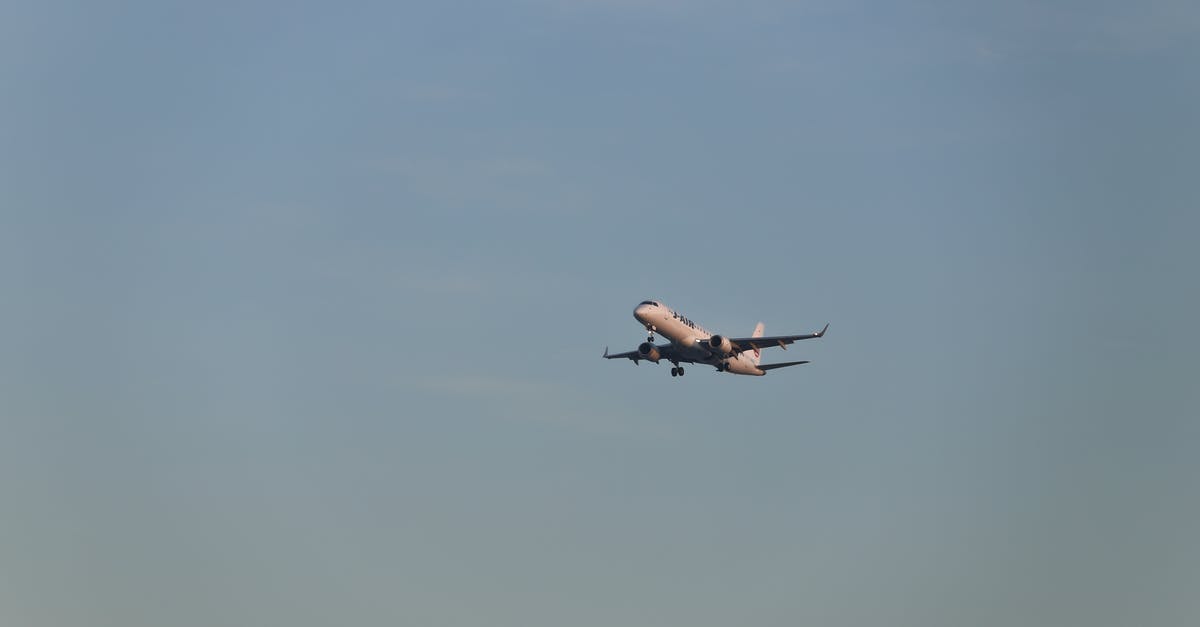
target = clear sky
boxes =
[2,1,1198,626]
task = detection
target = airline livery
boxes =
[604,300,828,377]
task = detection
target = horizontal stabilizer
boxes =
[758,360,809,371]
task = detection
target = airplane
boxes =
[603,300,828,377]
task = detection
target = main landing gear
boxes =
[670,366,686,377]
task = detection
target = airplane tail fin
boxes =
[750,323,764,365]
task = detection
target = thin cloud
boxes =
[416,374,562,403]
[1087,1,1200,52]
[373,155,587,215]
[975,1,1200,56]
[396,84,484,104]
[411,374,676,439]
[526,0,694,12]
[393,269,488,296]
[378,156,552,180]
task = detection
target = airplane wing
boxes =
[602,344,696,364]
[602,347,640,360]
[727,323,829,353]
[758,360,809,371]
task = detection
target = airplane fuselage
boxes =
[633,301,765,375]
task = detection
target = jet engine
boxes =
[707,335,734,356]
[637,342,661,363]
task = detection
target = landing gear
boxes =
[646,324,657,342]
[716,362,727,372]
[670,366,686,377]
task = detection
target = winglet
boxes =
[817,323,829,338]
[603,346,609,358]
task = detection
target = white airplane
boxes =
[604,300,828,377]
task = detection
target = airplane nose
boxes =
[634,303,654,321]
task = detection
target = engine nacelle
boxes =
[707,335,734,356]
[637,342,661,363]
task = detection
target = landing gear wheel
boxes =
[677,366,685,376]
[670,367,678,377]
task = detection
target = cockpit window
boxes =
[639,300,657,306]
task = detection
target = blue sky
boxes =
[2,2,1198,625]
